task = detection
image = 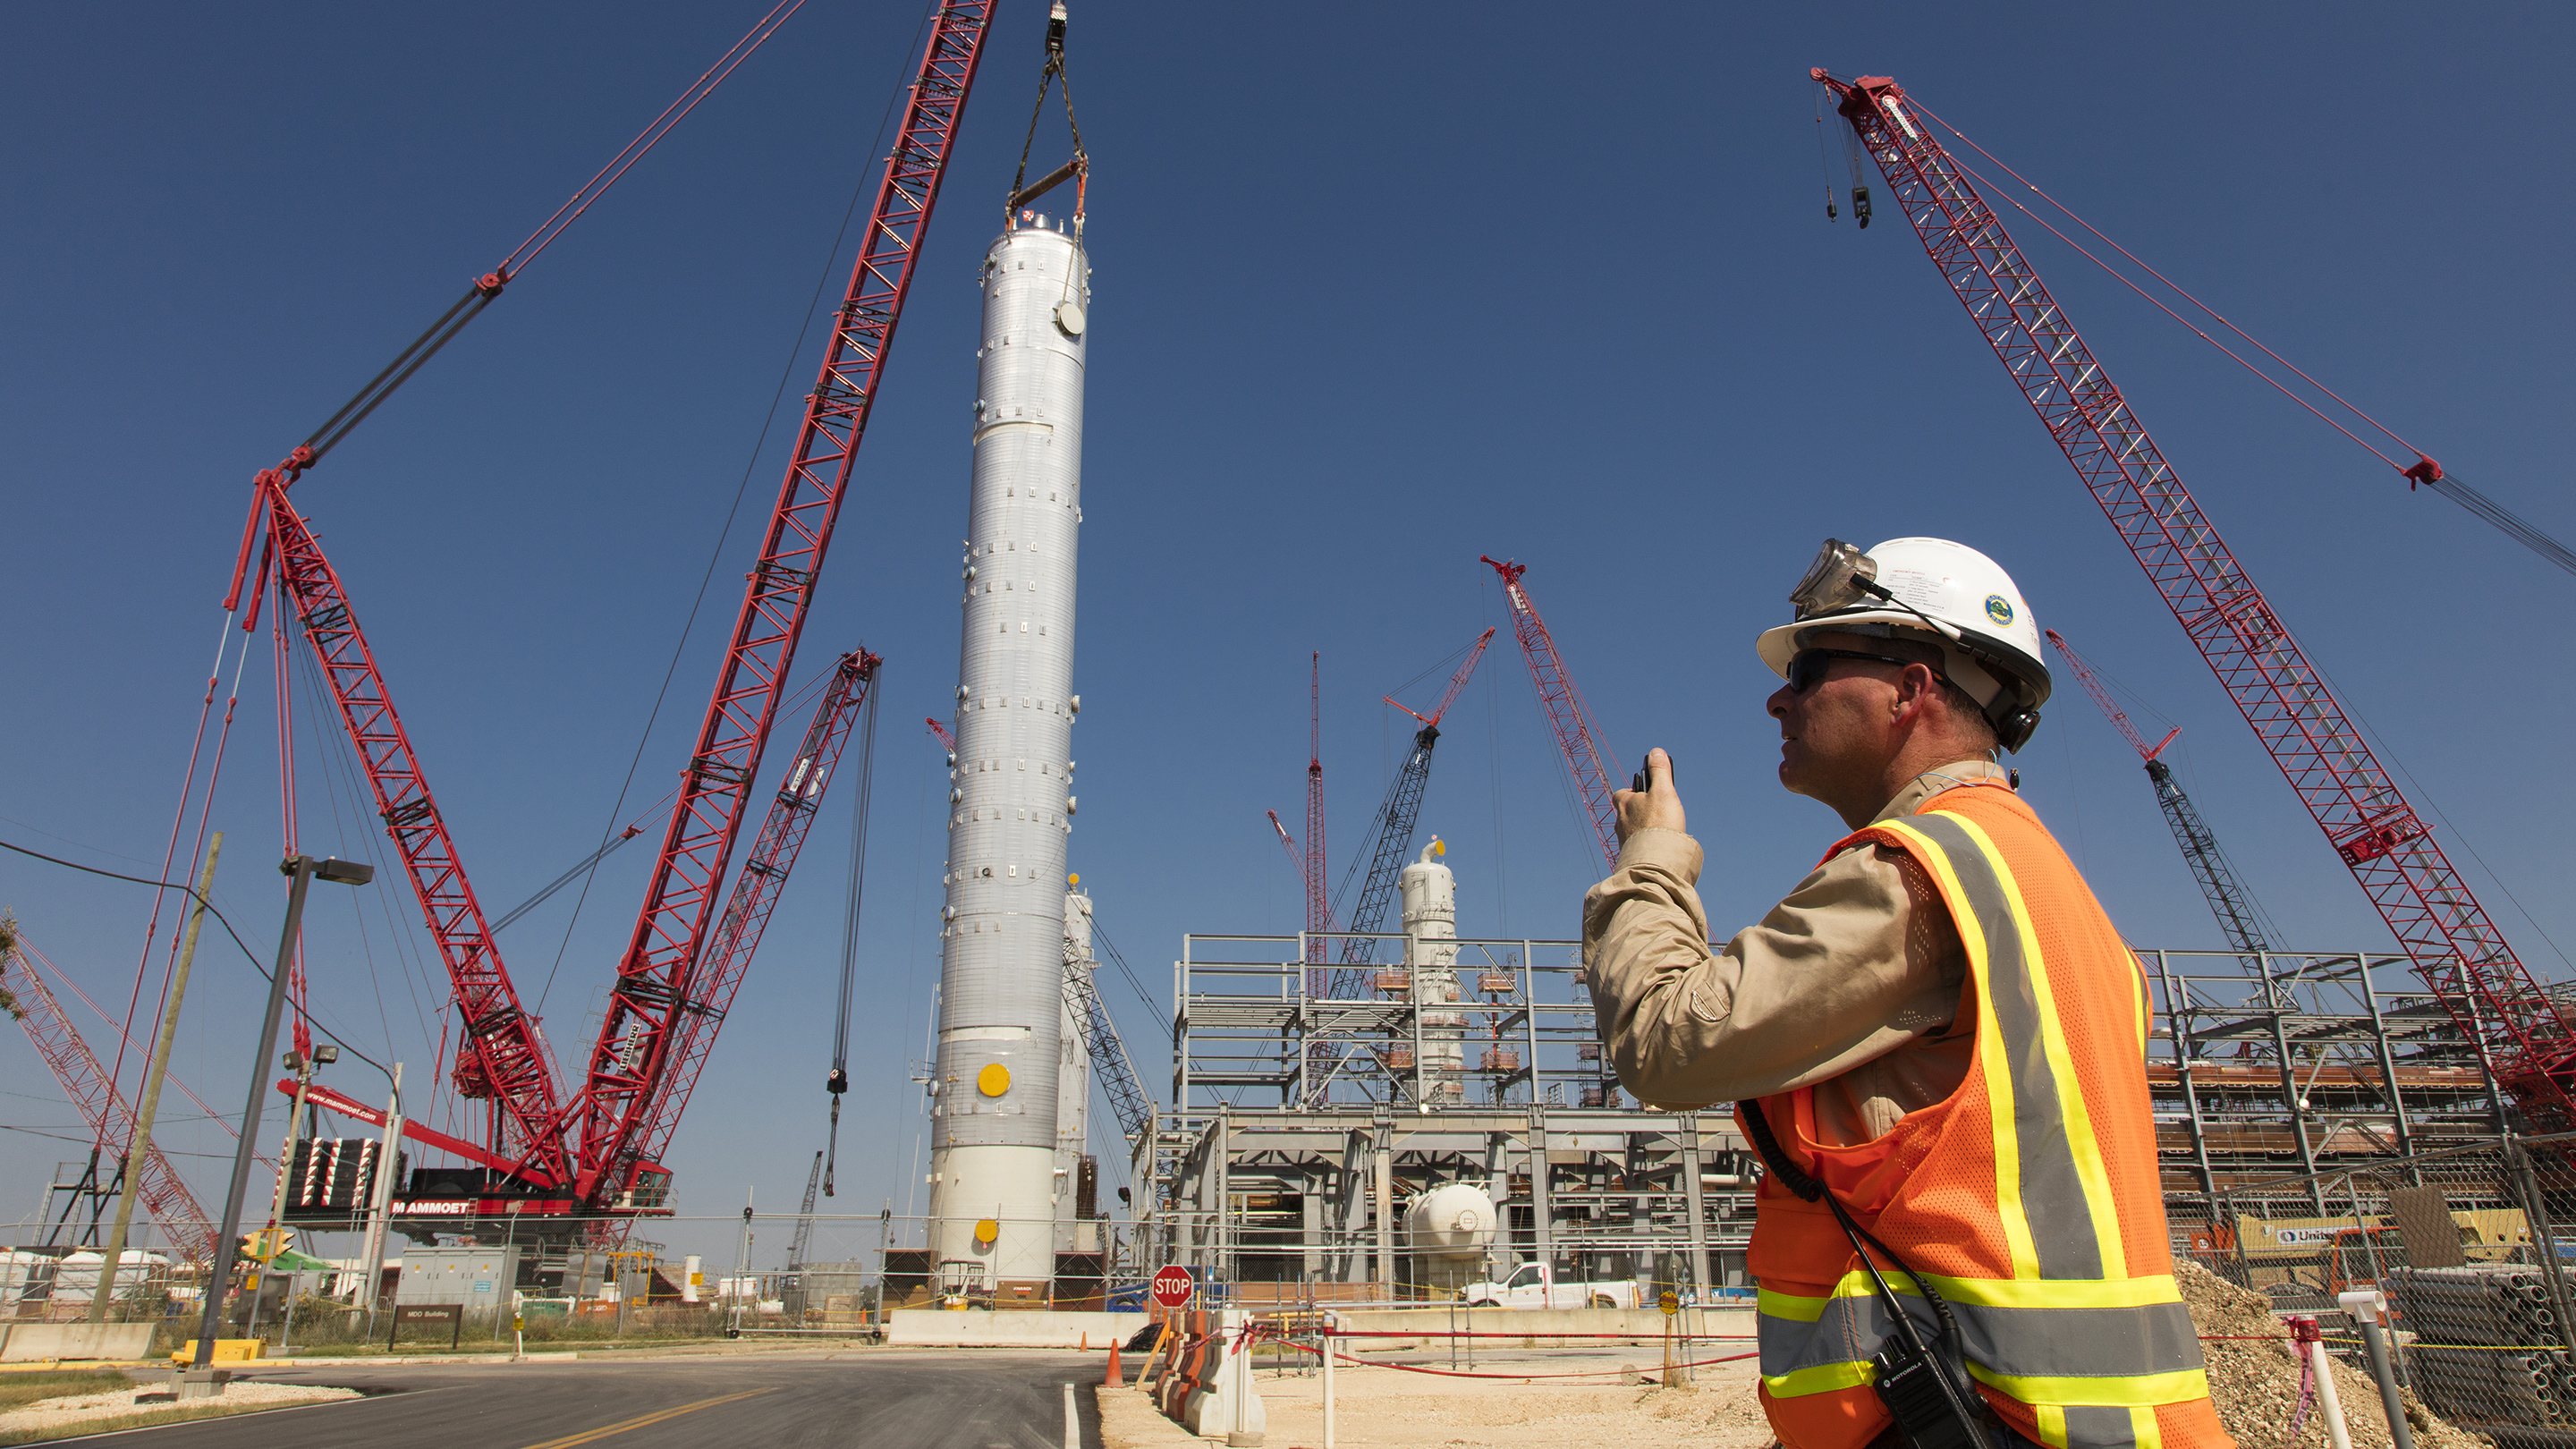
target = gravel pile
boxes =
[2178,1259,2487,1449]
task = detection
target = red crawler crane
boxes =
[242,485,568,1184]
[612,650,881,1200]
[1267,810,1305,884]
[576,11,994,1207]
[1815,70,2576,1123]
[0,934,213,1258]
[220,4,997,1213]
[1480,557,1621,869]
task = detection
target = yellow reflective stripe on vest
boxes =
[1761,1360,1885,1392]
[1758,1268,1924,1322]
[1762,1270,2184,1316]
[1930,1273,2183,1310]
[1871,816,2040,1277]
[1966,1363,2212,1408]
[1758,1291,2202,1400]
[2130,957,2151,1061]
[1763,1360,1880,1397]
[1874,813,2128,1279]
[2036,1403,2169,1449]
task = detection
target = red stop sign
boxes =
[1150,1265,1194,1308]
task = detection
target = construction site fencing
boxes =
[2170,1131,2576,1447]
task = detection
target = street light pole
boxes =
[188,855,371,1382]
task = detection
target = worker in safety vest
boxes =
[1584,538,2228,1449]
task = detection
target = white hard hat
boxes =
[1755,538,2053,752]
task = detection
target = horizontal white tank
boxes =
[1403,1182,1497,1259]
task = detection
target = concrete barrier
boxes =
[886,1309,1147,1348]
[1,1322,157,1361]
[1323,1305,1754,1350]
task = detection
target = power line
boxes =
[0,837,395,1085]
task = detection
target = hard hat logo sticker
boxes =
[1984,594,2014,627]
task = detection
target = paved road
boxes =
[140,1352,1103,1449]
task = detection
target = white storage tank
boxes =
[1403,1182,1497,1292]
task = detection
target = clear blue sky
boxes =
[4,2,2571,1267]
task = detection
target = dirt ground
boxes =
[1257,1360,1776,1449]
[1100,1357,1774,1449]
[1100,1267,2500,1449]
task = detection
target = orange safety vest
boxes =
[1741,782,2229,1449]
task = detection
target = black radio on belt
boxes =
[1741,1100,1997,1449]
[1871,1334,1989,1449]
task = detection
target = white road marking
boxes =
[1063,1381,1080,1449]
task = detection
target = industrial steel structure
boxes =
[1123,929,2512,1301]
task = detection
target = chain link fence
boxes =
[2171,1133,2576,1446]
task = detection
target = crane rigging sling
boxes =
[1004,2,1087,222]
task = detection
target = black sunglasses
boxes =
[1784,648,1942,694]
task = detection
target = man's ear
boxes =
[1890,663,1939,725]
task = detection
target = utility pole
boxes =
[353,1063,402,1320]
[187,855,372,1386]
[91,833,221,1324]
[262,1045,335,1236]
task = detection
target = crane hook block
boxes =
[826,1067,849,1096]
[1852,185,1872,229]
[1046,2,1066,58]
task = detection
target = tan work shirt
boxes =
[1582,760,2011,1145]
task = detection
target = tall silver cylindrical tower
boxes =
[928,211,1089,1293]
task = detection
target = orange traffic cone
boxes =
[1105,1337,1123,1387]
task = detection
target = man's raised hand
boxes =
[1614,747,1686,843]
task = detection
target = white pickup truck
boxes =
[1460,1260,1643,1309]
